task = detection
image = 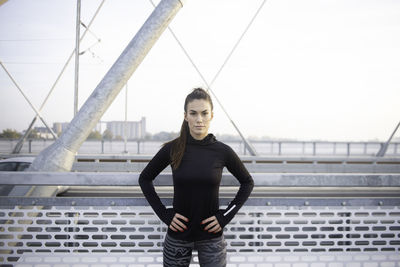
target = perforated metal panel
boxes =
[227,206,400,253]
[1,205,400,265]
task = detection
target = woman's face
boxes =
[184,99,213,140]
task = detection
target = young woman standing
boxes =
[139,88,254,266]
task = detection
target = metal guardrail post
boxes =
[278,142,282,155]
[313,142,316,156]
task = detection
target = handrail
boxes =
[2,153,400,162]
[1,139,399,156]
[0,172,399,187]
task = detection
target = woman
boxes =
[139,88,254,266]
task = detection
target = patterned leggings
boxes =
[163,233,227,267]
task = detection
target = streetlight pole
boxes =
[74,0,81,116]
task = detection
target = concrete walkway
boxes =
[16,252,400,267]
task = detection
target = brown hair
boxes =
[166,88,213,170]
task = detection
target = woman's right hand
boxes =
[169,213,189,232]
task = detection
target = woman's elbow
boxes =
[247,176,255,189]
[138,173,146,187]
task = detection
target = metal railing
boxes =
[1,139,399,156]
[0,172,399,265]
[2,153,399,173]
[70,155,400,173]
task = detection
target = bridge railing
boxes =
[71,155,400,173]
[1,154,400,173]
[1,139,399,156]
[0,172,399,265]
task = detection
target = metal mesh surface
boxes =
[1,205,400,264]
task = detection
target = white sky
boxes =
[0,0,399,141]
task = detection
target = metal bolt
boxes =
[304,201,309,206]
[341,201,347,206]
[110,201,115,206]
[266,202,271,206]
[71,201,76,206]
[378,201,383,206]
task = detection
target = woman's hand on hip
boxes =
[201,216,222,233]
[169,213,189,232]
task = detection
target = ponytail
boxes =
[164,120,188,170]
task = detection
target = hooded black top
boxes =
[138,133,254,241]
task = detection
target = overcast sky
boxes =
[0,0,399,141]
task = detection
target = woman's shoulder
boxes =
[161,139,176,151]
[213,140,235,154]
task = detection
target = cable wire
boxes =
[148,0,267,155]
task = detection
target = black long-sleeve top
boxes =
[139,133,254,241]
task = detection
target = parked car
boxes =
[0,157,34,171]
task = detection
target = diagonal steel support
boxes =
[148,0,267,156]
[28,0,186,173]
[376,120,400,157]
[11,0,106,154]
[0,61,58,139]
[12,117,38,154]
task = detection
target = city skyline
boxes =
[3,119,400,142]
[1,0,399,142]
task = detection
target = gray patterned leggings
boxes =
[163,234,227,267]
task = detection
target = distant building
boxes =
[53,119,145,139]
[53,122,104,135]
[53,122,69,135]
[33,127,53,139]
[106,117,146,140]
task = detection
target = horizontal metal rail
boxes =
[15,252,400,266]
[1,172,399,187]
[2,154,400,173]
[2,196,400,207]
[2,153,399,162]
[1,172,399,206]
[73,155,400,164]
[1,139,399,156]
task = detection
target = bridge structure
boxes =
[1,0,399,266]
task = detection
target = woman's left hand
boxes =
[201,216,222,233]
